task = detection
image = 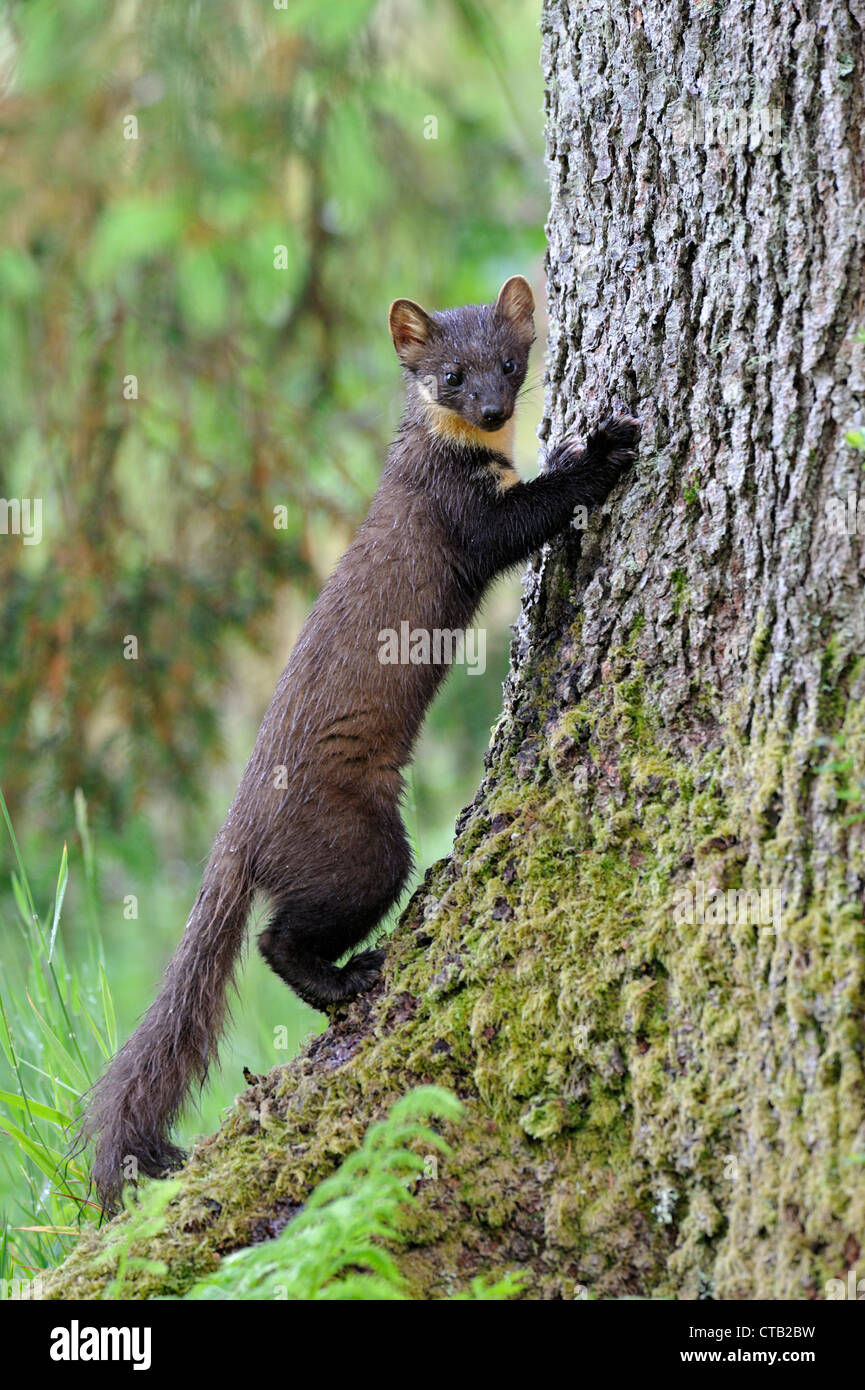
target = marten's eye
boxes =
[502,359,516,375]
[443,370,463,389]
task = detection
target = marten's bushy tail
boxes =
[76,849,253,1211]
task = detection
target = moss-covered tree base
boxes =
[45,585,865,1298]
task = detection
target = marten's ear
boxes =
[389,298,436,367]
[495,275,535,345]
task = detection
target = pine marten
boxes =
[78,276,639,1208]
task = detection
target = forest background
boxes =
[0,0,547,1276]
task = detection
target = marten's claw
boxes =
[589,413,641,461]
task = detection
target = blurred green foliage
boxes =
[0,0,547,1275]
[0,0,545,828]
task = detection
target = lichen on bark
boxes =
[46,0,865,1300]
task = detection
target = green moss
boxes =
[670,568,688,615]
[748,609,772,674]
[44,618,865,1302]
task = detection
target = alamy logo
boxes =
[825,1269,865,1300]
[673,882,781,929]
[0,497,42,545]
[377,621,486,675]
[826,493,865,536]
[1,1275,43,1299]
[672,101,782,154]
[49,1320,152,1370]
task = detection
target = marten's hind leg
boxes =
[259,920,386,1011]
[258,822,411,1011]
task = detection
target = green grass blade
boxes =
[48,844,69,963]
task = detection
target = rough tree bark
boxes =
[48,0,865,1299]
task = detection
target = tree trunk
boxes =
[47,0,865,1300]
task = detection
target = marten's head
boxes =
[389,277,535,451]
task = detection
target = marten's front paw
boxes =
[587,413,641,468]
[546,414,640,477]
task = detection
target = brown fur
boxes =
[76,276,639,1209]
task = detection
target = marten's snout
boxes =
[481,403,507,429]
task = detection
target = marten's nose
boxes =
[481,404,505,427]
